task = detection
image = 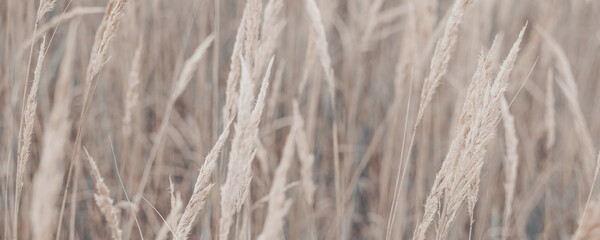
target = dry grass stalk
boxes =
[219,56,274,240]
[19,7,105,55]
[36,0,58,23]
[123,41,143,139]
[304,0,342,220]
[545,69,555,151]
[243,0,262,70]
[86,0,129,87]
[293,101,316,206]
[136,34,215,200]
[538,27,596,174]
[573,199,600,240]
[256,110,298,240]
[15,35,47,234]
[84,148,122,240]
[415,0,474,126]
[304,0,334,97]
[56,2,130,238]
[500,96,519,240]
[175,120,233,240]
[584,152,600,218]
[29,22,77,240]
[254,0,285,79]
[386,1,474,236]
[298,31,317,96]
[413,25,525,240]
[223,0,263,125]
[155,180,183,240]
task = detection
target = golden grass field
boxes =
[2,0,600,239]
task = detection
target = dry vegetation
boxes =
[3,0,600,239]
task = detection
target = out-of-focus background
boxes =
[2,0,600,239]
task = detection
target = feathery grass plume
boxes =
[305,0,342,219]
[254,0,285,79]
[86,0,129,87]
[414,25,525,240]
[305,0,335,97]
[17,0,57,164]
[15,35,47,232]
[29,22,77,240]
[84,148,122,240]
[545,69,555,151]
[500,96,519,240]
[386,2,473,237]
[123,41,143,139]
[156,180,183,240]
[56,3,130,237]
[537,27,596,170]
[573,199,600,240]
[293,101,316,206]
[220,56,274,240]
[257,110,298,240]
[36,0,58,23]
[415,0,474,126]
[136,34,215,200]
[223,0,263,125]
[175,120,233,240]
[243,0,262,70]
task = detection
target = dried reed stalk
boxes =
[293,101,316,206]
[415,0,474,126]
[135,34,215,201]
[413,25,525,240]
[386,1,473,237]
[545,69,555,151]
[57,1,130,237]
[15,35,47,236]
[29,22,77,240]
[123,41,143,139]
[500,96,519,240]
[223,0,263,125]
[305,0,342,221]
[175,120,233,240]
[155,181,183,240]
[257,110,298,240]
[219,56,274,240]
[84,148,122,240]
[538,27,596,177]
[254,0,285,79]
